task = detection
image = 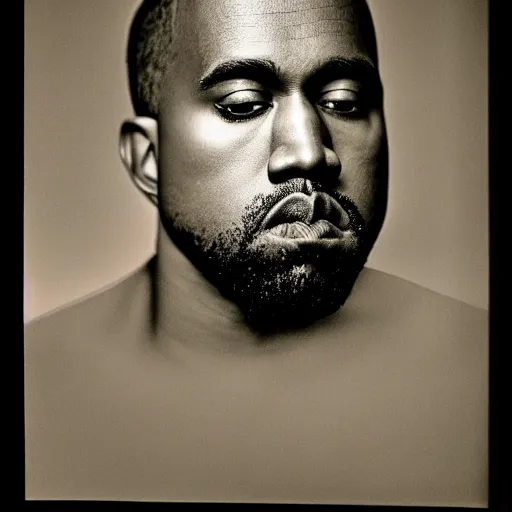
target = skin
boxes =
[131,0,389,341]
[159,0,386,238]
[23,0,488,504]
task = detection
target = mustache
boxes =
[242,178,366,237]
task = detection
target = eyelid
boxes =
[203,78,266,97]
[213,89,273,123]
[217,89,270,104]
[320,79,362,95]
[320,90,358,100]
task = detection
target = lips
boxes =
[266,220,345,240]
[260,192,352,238]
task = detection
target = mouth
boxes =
[260,192,354,241]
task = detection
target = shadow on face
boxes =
[125,0,388,330]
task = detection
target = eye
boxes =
[317,89,364,118]
[215,90,273,122]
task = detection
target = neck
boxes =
[153,221,285,357]
[151,221,357,359]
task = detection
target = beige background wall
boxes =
[24,0,488,322]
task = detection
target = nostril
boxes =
[325,148,342,173]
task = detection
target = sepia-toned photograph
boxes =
[24,0,489,506]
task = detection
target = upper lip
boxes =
[260,192,351,232]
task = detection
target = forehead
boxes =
[173,0,376,73]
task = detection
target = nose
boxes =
[268,94,341,185]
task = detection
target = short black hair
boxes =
[127,0,178,118]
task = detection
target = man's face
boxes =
[157,0,388,329]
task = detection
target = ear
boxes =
[119,117,159,205]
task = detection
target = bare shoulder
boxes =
[24,259,157,499]
[24,258,155,352]
[24,258,155,410]
[320,268,489,506]
[346,266,488,401]
[351,266,488,344]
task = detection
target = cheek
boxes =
[330,112,387,225]
[157,106,274,232]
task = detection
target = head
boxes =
[120,0,388,331]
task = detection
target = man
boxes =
[25,0,488,505]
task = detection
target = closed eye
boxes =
[215,89,273,122]
[319,99,359,114]
[317,87,366,119]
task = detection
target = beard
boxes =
[160,179,370,333]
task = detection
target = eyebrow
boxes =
[198,56,380,92]
[303,57,382,99]
[198,59,281,91]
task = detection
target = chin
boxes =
[161,212,368,333]
[228,261,362,333]
[203,239,366,332]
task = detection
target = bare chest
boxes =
[25,336,487,505]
